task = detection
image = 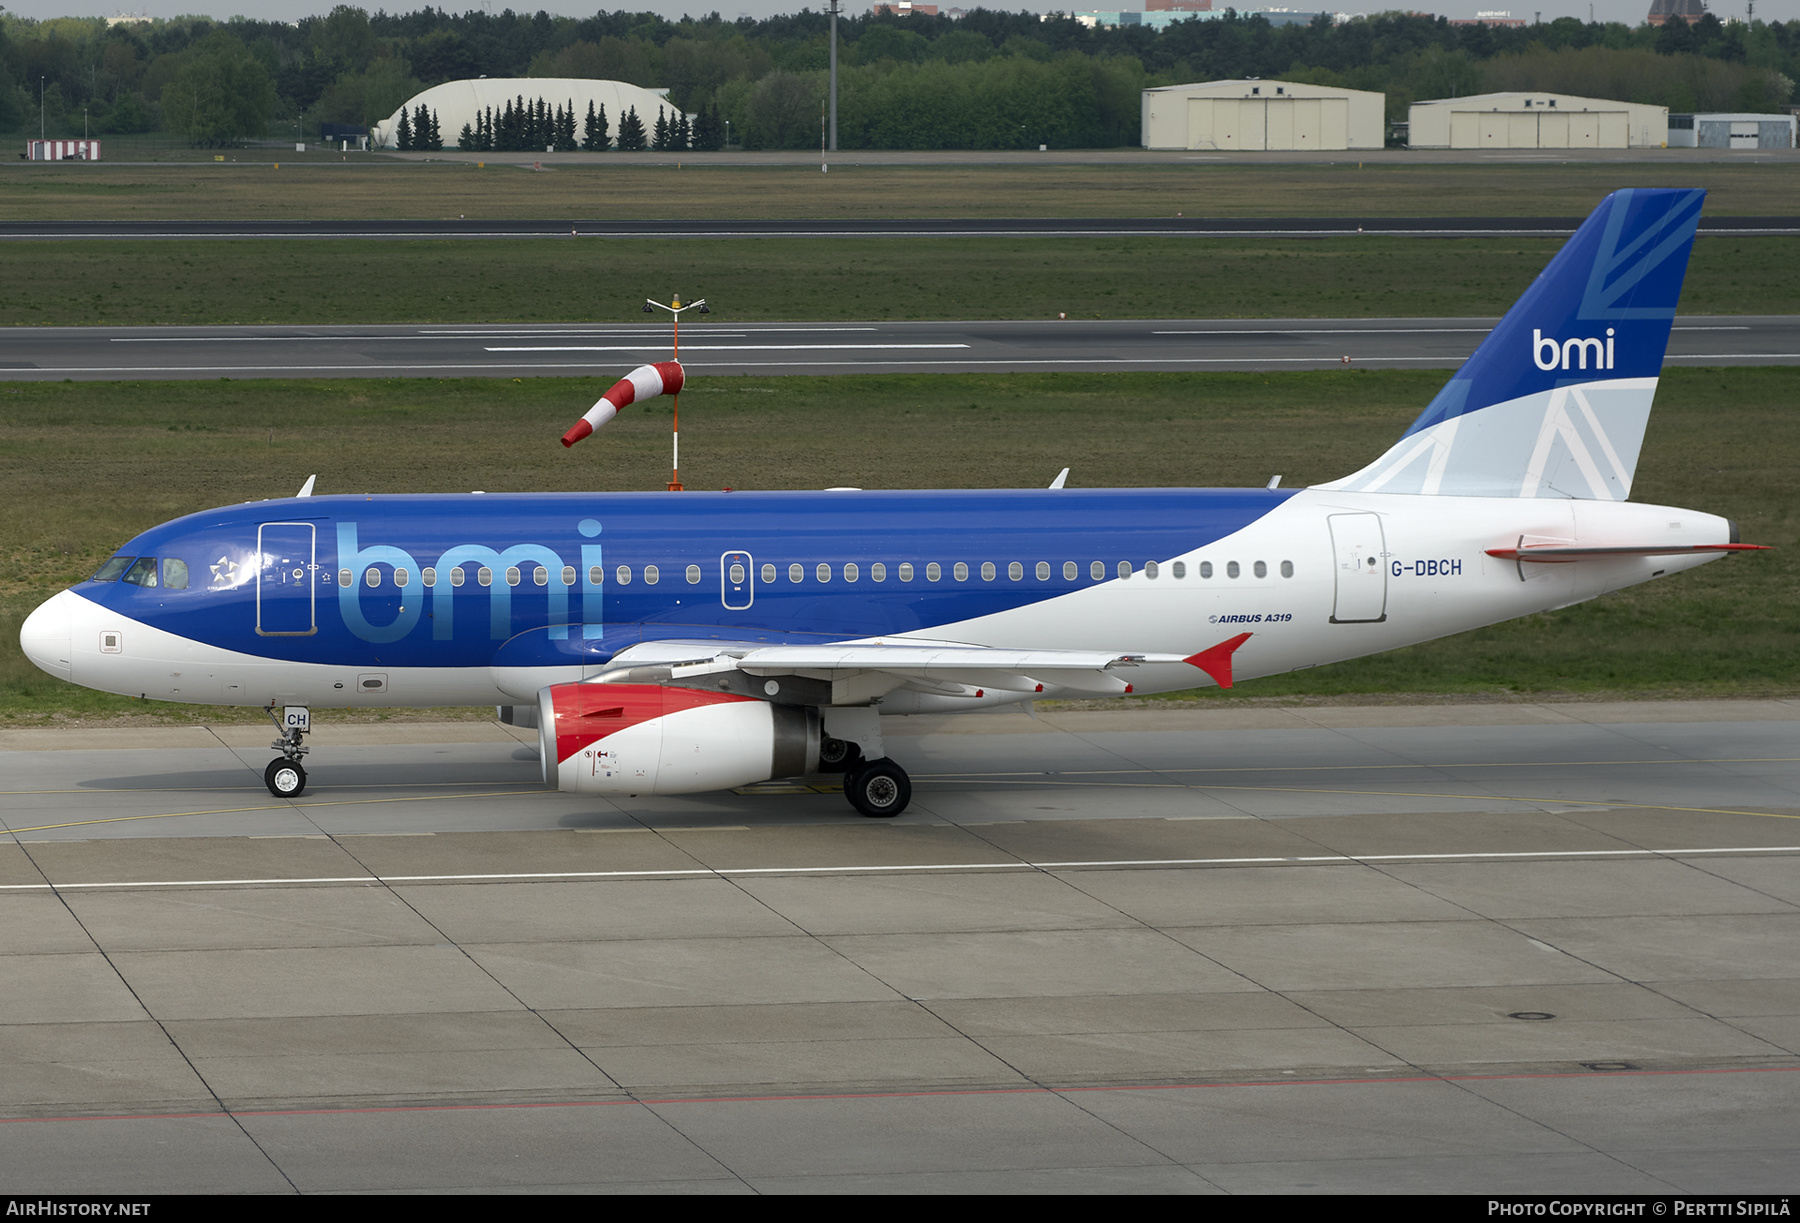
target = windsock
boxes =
[561,361,685,447]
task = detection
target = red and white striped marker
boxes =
[560,361,685,447]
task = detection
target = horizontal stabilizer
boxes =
[1487,543,1769,564]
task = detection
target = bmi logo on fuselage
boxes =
[1533,328,1616,373]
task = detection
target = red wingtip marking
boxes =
[1124,684,1133,694]
[1185,632,1253,689]
[561,419,593,448]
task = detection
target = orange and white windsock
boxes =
[561,361,685,447]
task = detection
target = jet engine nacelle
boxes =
[537,682,820,795]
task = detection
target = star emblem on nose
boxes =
[210,555,239,586]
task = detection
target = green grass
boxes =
[2,368,1794,721]
[3,234,1798,326]
[0,159,1796,220]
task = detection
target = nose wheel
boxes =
[265,758,307,798]
[263,704,312,798]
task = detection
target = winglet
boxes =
[296,475,316,498]
[1049,467,1069,490]
[1185,632,1253,689]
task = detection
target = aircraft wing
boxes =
[592,633,1256,702]
[666,642,1190,697]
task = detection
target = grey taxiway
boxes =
[3,315,1799,381]
[2,700,1796,1193]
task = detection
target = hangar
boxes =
[1408,91,1668,150]
[1668,112,1797,149]
[371,78,684,150]
[1141,79,1385,151]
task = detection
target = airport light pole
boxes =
[828,0,839,153]
[642,293,709,490]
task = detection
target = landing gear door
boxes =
[721,551,754,611]
[257,522,318,636]
[1328,512,1387,624]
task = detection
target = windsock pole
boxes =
[669,296,682,491]
[641,293,706,491]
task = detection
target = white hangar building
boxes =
[371,78,683,149]
[1141,80,1385,151]
[1408,92,1668,150]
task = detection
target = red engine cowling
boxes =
[537,682,820,795]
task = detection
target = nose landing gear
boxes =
[263,705,311,798]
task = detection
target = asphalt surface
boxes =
[2,701,1796,1193]
[1,216,1796,240]
[3,315,1797,381]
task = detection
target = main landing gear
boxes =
[263,705,311,798]
[820,733,912,818]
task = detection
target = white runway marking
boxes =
[4,844,1795,892]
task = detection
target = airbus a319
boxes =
[19,189,1763,817]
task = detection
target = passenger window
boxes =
[342,568,356,587]
[1008,562,1023,581]
[1117,561,1133,579]
[1035,561,1049,581]
[163,558,189,589]
[394,567,409,588]
[478,567,494,587]
[644,565,659,585]
[844,562,859,582]
[365,567,381,588]
[815,562,831,583]
[92,556,134,582]
[1280,560,1294,578]
[981,562,995,581]
[789,562,804,583]
[871,562,886,582]
[423,567,437,587]
[1063,561,1077,580]
[761,564,775,583]
[899,562,914,581]
[1172,561,1186,579]
[123,557,159,587]
[452,567,466,587]
[561,566,576,586]
[1145,561,1159,579]
[954,562,969,581]
[534,567,548,586]
[729,562,745,583]
[587,566,602,586]
[505,567,520,587]
[1227,562,1240,579]
[686,564,701,584]
[615,565,631,585]
[1253,561,1267,579]
[926,563,941,582]
[1199,562,1213,579]
[1090,561,1104,580]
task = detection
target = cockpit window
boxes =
[92,556,135,582]
[163,559,190,590]
[122,557,160,587]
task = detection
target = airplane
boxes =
[18,188,1766,818]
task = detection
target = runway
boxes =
[0,215,1796,241]
[2,701,1796,1193]
[4,315,1799,381]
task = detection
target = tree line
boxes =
[441,94,726,151]
[1,6,1794,149]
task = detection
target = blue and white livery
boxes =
[18,190,1762,816]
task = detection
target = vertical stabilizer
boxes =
[1320,188,1703,500]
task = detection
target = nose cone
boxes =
[19,589,74,682]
